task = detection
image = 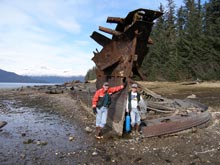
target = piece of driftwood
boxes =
[0,121,7,128]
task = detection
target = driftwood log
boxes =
[0,121,7,128]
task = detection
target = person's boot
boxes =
[136,124,140,135]
[99,127,103,139]
[95,127,101,139]
[131,126,136,136]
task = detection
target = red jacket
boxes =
[92,85,124,108]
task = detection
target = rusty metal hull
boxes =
[107,85,129,136]
[91,8,163,88]
[90,9,163,135]
[142,111,211,138]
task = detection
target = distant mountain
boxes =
[0,69,45,83]
[30,76,84,83]
[0,69,85,83]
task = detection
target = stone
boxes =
[36,141,48,146]
[92,151,98,156]
[69,136,74,141]
[20,154,26,159]
[21,133,26,137]
[187,94,197,99]
[85,126,93,133]
[23,139,34,144]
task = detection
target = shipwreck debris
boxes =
[86,8,211,137]
[142,111,211,138]
[90,8,163,136]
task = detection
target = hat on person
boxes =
[103,82,109,86]
[131,83,138,88]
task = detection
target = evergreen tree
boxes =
[142,0,178,80]
[175,0,208,80]
[203,0,220,79]
[163,0,179,80]
[142,0,220,81]
[85,67,96,81]
[142,3,167,80]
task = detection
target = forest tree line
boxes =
[85,0,220,81]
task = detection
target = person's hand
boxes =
[93,107,97,115]
[125,111,130,116]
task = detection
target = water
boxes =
[0,99,89,164]
[0,82,57,89]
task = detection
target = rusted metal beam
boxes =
[90,31,111,47]
[99,26,122,36]
[107,17,124,24]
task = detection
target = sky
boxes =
[0,0,186,76]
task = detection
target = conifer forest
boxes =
[86,0,220,81]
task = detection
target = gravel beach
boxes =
[1,81,220,164]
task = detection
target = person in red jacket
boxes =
[92,82,125,139]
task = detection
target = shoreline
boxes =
[1,82,220,164]
[0,82,59,90]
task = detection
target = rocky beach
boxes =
[1,81,220,164]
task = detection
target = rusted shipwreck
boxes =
[78,8,211,137]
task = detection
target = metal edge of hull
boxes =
[142,111,211,138]
[106,85,128,136]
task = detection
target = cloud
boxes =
[0,38,94,76]
[56,20,81,34]
[0,0,185,76]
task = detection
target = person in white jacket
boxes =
[126,83,146,135]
